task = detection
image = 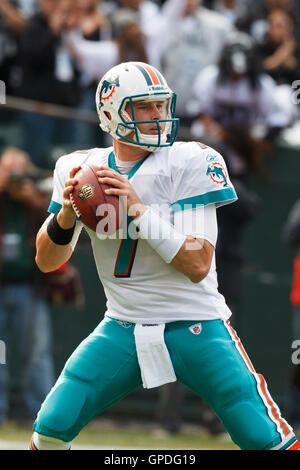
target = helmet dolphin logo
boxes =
[98,76,120,108]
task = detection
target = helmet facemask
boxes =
[116,93,179,151]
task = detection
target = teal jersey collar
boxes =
[108,151,150,180]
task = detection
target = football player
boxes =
[29,62,299,450]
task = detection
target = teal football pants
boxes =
[34,316,294,449]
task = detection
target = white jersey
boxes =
[48,141,237,323]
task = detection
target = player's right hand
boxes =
[58,166,81,229]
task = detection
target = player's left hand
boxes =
[97,167,147,219]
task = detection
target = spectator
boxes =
[116,0,179,68]
[111,9,148,63]
[118,0,161,30]
[74,0,110,41]
[101,0,165,36]
[0,147,55,424]
[65,0,185,79]
[282,197,300,434]
[190,31,294,177]
[135,0,189,71]
[65,5,159,147]
[0,0,29,95]
[18,0,80,107]
[17,0,82,167]
[257,8,300,86]
[0,1,27,35]
[233,0,269,33]
[161,0,232,129]
[213,0,244,25]
[65,9,147,84]
[15,0,38,17]
[236,0,300,43]
[72,0,112,149]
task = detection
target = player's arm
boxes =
[35,167,80,273]
[170,204,217,282]
[130,206,215,283]
[131,205,217,283]
[170,237,214,283]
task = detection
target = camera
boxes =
[9,171,40,188]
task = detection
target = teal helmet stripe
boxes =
[132,63,165,86]
[155,69,166,85]
[134,63,152,85]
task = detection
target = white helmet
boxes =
[96,62,179,152]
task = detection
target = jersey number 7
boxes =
[113,219,138,277]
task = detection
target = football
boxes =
[70,163,124,235]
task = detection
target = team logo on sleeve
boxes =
[206,162,229,188]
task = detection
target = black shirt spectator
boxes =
[0,0,28,95]
[257,8,300,85]
[18,0,81,107]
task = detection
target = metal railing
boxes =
[4,95,99,124]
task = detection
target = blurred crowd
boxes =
[0,0,300,168]
[0,0,300,435]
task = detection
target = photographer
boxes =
[0,147,55,425]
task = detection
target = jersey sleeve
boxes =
[170,142,238,214]
[47,151,89,214]
[48,159,65,214]
[47,156,84,250]
[173,204,218,247]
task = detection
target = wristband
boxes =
[47,212,76,245]
[133,207,186,263]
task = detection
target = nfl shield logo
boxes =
[78,183,95,202]
[189,323,202,335]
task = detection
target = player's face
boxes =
[126,100,167,135]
